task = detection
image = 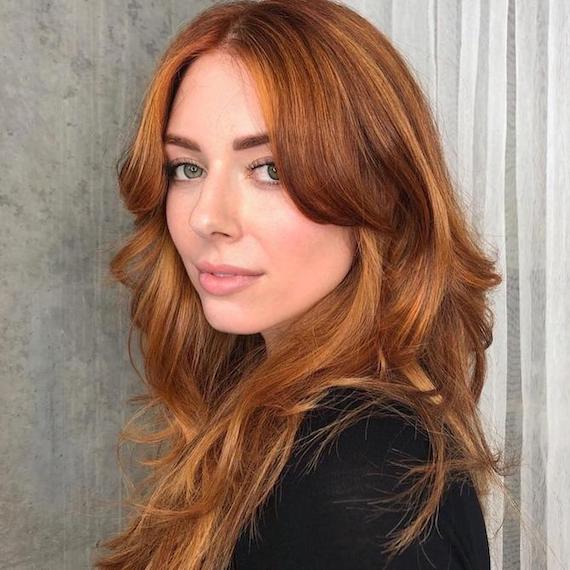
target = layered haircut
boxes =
[94,1,515,568]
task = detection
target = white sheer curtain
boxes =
[344,1,569,568]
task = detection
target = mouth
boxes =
[197,270,263,295]
[195,260,264,276]
[204,271,246,277]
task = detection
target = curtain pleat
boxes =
[351,1,569,568]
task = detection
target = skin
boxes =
[164,50,355,355]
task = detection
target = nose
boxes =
[188,163,239,239]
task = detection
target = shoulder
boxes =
[289,387,433,480]
[284,391,435,517]
[232,390,490,569]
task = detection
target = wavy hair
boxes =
[94,1,517,568]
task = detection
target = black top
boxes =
[230,388,491,569]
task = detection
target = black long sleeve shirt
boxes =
[231,388,491,569]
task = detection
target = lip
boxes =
[195,260,264,276]
[197,271,263,296]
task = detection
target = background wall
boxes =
[1,1,568,568]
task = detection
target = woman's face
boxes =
[165,50,355,353]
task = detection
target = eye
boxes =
[164,159,281,187]
[165,160,204,181]
[246,159,281,186]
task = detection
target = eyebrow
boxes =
[164,132,271,152]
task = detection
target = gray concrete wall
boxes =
[0,2,212,568]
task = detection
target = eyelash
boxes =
[164,158,281,187]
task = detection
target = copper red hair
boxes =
[93,1,518,568]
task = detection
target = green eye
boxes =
[182,164,203,178]
[267,164,279,181]
[247,160,280,186]
[165,159,281,187]
[166,161,203,180]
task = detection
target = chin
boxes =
[202,312,264,336]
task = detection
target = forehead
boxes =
[167,52,265,135]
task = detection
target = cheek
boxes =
[166,190,191,255]
[259,210,316,270]
[260,210,354,299]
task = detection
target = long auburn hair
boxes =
[94,0,516,568]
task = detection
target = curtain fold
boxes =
[349,1,569,568]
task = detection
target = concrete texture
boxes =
[0,1,214,568]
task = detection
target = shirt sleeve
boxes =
[232,411,491,570]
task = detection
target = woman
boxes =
[94,1,511,568]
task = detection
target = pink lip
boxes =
[198,271,262,295]
[195,260,264,276]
